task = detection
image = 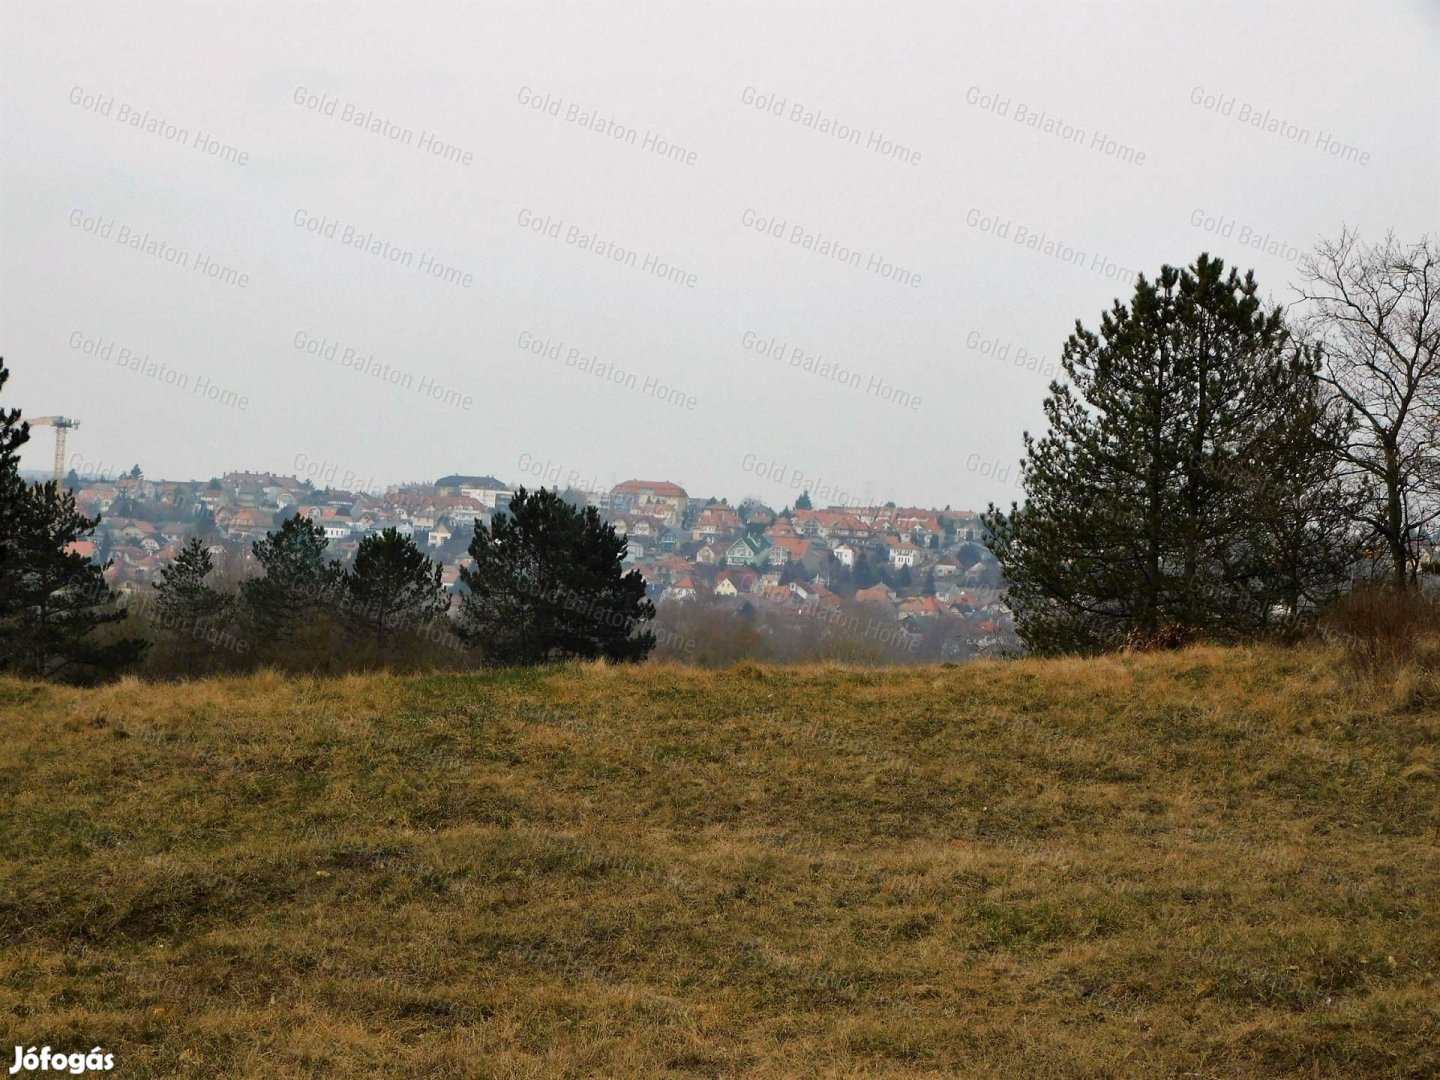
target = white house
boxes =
[460,483,514,510]
[888,542,919,568]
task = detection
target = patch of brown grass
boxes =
[1322,584,1440,672]
[1,646,1436,1076]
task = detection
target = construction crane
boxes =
[28,417,80,482]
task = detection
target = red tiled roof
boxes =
[613,480,688,498]
[769,537,810,557]
[855,585,896,603]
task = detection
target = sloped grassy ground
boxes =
[0,648,1436,1078]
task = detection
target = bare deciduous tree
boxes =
[1297,230,1440,586]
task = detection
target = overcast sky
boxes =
[2,1,1435,511]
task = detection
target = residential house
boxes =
[216,507,270,533]
[887,542,919,568]
[440,497,486,527]
[792,509,870,540]
[898,596,944,620]
[933,554,962,579]
[766,517,799,541]
[692,503,742,541]
[854,583,897,605]
[940,510,985,542]
[739,503,776,528]
[712,568,757,597]
[788,580,817,601]
[610,480,689,525]
[695,542,725,566]
[653,554,692,577]
[792,581,841,610]
[935,581,972,608]
[457,478,514,509]
[79,484,119,513]
[725,533,767,567]
[766,536,811,567]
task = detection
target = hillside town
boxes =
[62,468,1015,658]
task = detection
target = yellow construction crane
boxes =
[28,416,80,482]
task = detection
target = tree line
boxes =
[984,231,1439,653]
[0,391,655,683]
[4,228,1432,677]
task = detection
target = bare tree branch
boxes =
[1296,230,1440,585]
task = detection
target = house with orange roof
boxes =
[656,554,693,576]
[712,568,757,597]
[792,509,870,540]
[765,517,798,541]
[610,480,689,524]
[739,501,776,528]
[792,581,842,610]
[78,484,119,512]
[692,503,742,541]
[854,583,897,605]
[765,536,812,567]
[898,596,944,619]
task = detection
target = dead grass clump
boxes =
[1121,624,1195,652]
[1321,584,1440,673]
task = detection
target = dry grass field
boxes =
[1,647,1437,1077]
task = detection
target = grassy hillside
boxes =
[1,649,1437,1077]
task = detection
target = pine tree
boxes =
[853,551,878,589]
[342,528,448,650]
[458,486,655,664]
[155,536,228,632]
[0,481,146,680]
[151,536,238,672]
[0,357,30,565]
[240,514,342,637]
[192,504,221,538]
[984,255,1354,653]
[0,360,138,680]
